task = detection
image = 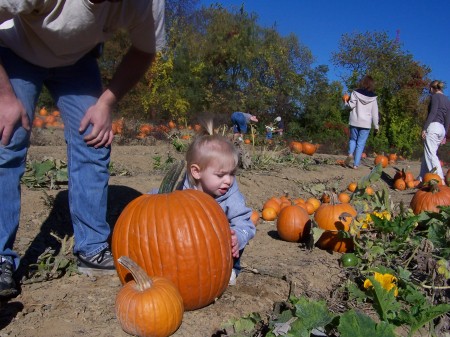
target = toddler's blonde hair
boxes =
[185,119,239,187]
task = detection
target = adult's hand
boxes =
[0,94,30,146]
[79,95,114,148]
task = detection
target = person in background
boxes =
[231,111,258,141]
[177,125,256,286]
[265,122,275,140]
[418,80,450,184]
[0,0,165,297]
[343,75,379,169]
[274,116,284,136]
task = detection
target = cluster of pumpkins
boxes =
[32,107,64,129]
[260,190,358,253]
[111,118,202,140]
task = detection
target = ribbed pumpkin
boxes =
[112,189,232,311]
[276,205,311,242]
[314,194,357,231]
[115,256,184,337]
[410,181,450,215]
[314,193,357,252]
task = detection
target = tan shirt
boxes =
[0,0,165,67]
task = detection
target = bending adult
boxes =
[343,75,379,169]
[0,0,165,297]
[419,80,450,183]
[231,111,258,141]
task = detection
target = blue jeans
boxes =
[0,47,111,269]
[231,112,248,134]
[348,126,370,167]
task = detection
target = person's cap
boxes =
[274,116,281,122]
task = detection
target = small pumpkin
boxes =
[342,93,350,102]
[276,205,311,242]
[263,198,281,215]
[250,210,260,225]
[388,153,397,164]
[262,207,277,221]
[410,180,450,215]
[393,178,406,191]
[316,231,354,253]
[374,154,389,168]
[244,138,251,144]
[347,182,357,192]
[423,171,442,185]
[301,142,317,156]
[289,141,303,154]
[115,256,184,337]
[314,192,357,232]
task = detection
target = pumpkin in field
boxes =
[262,207,277,221]
[112,189,232,311]
[423,171,442,185]
[314,194,357,231]
[316,231,354,253]
[301,142,317,156]
[250,210,260,225]
[388,153,397,164]
[276,205,311,242]
[263,198,282,215]
[314,192,357,253]
[410,180,450,215]
[244,138,251,144]
[393,178,406,191]
[374,155,389,168]
[347,182,357,192]
[115,256,184,337]
[289,141,303,154]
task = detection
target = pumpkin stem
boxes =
[117,256,152,292]
[158,159,186,194]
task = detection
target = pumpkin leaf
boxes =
[338,309,396,337]
[358,163,383,189]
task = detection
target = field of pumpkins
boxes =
[3,124,450,337]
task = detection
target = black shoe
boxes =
[0,257,18,298]
[77,247,116,276]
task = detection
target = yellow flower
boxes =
[364,272,398,296]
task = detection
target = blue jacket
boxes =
[177,174,256,250]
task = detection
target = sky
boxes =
[199,0,450,91]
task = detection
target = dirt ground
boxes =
[0,128,430,337]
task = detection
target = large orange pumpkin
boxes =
[112,189,232,311]
[410,181,450,215]
[115,256,184,337]
[276,205,311,242]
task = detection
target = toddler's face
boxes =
[196,158,236,197]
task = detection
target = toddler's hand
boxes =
[230,229,239,258]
